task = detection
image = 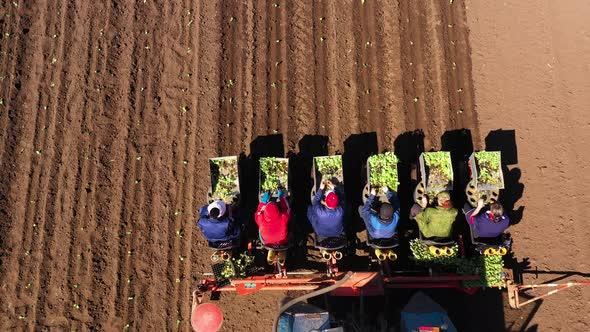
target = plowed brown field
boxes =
[1,0,588,331]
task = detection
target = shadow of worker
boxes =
[287,135,329,235]
[241,134,285,239]
[485,130,525,225]
[343,133,378,245]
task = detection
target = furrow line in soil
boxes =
[131,2,170,327]
[68,3,109,329]
[311,0,327,135]
[190,0,220,311]
[126,27,153,330]
[32,1,91,328]
[250,0,268,137]
[407,0,436,149]
[333,0,359,141]
[133,45,166,329]
[0,1,46,327]
[277,0,290,149]
[266,0,279,135]
[239,0,255,153]
[375,0,405,147]
[114,16,144,325]
[172,5,201,326]
[421,0,452,137]
[86,0,135,328]
[174,2,201,327]
[352,1,371,135]
[435,0,461,130]
[285,0,315,145]
[395,0,416,133]
[21,0,68,327]
[63,5,98,328]
[122,3,161,327]
[155,0,184,327]
[167,0,195,328]
[218,1,239,154]
[321,1,339,152]
[0,1,20,165]
[362,0,383,148]
[447,0,481,147]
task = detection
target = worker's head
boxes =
[379,203,394,221]
[489,202,504,221]
[263,202,280,222]
[436,191,452,209]
[325,191,339,209]
[207,200,226,219]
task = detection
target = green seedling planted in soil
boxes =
[315,156,343,182]
[368,152,399,192]
[260,157,288,192]
[423,152,453,189]
[474,151,502,186]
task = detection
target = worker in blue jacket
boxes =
[359,186,400,239]
[307,180,346,239]
[197,200,240,243]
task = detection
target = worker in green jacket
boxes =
[411,191,458,239]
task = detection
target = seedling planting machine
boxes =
[192,151,590,331]
[310,155,347,277]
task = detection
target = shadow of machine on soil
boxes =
[342,133,378,237]
[441,129,475,240]
[311,287,507,332]
[393,130,425,233]
[287,135,329,271]
[485,129,525,225]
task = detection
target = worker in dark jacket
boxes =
[307,180,345,239]
[465,198,509,238]
[197,200,240,243]
[359,186,400,239]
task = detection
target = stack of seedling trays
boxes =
[208,156,240,204]
[415,151,454,204]
[466,151,504,207]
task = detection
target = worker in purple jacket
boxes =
[197,200,241,243]
[307,180,345,239]
[465,198,509,238]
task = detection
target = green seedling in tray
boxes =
[368,152,399,192]
[260,157,289,192]
[315,156,343,182]
[474,151,503,187]
[423,152,453,189]
[210,158,239,202]
[459,255,505,289]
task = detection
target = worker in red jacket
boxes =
[255,189,290,245]
[255,189,291,263]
